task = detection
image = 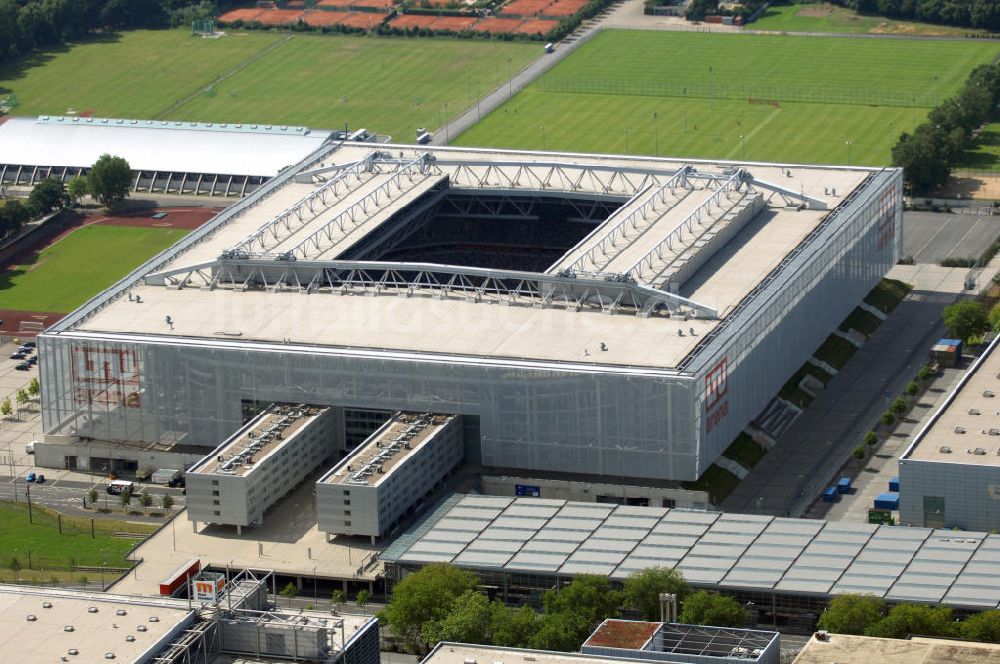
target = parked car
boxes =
[35,474,45,484]
[27,357,38,365]
[17,345,33,354]
[25,472,36,483]
[9,352,25,360]
[167,475,186,488]
[15,362,30,371]
[21,341,36,348]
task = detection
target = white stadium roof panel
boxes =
[380,496,1000,609]
[454,551,515,567]
[459,496,514,508]
[0,116,330,177]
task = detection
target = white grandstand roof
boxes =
[0,115,332,177]
[54,143,884,372]
[381,494,1000,609]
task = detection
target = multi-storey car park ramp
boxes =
[36,142,902,485]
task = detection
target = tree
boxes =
[678,591,747,628]
[87,488,98,507]
[139,490,153,513]
[942,300,990,344]
[817,594,885,635]
[356,588,369,608]
[67,175,89,204]
[852,446,865,460]
[0,199,30,239]
[990,302,1000,332]
[530,610,588,652]
[331,589,346,611]
[890,397,907,415]
[280,581,298,607]
[492,604,539,648]
[880,411,895,426]
[15,389,28,413]
[27,377,39,398]
[378,563,478,648]
[28,176,68,215]
[9,556,21,582]
[119,487,132,510]
[960,610,1000,642]
[421,590,494,646]
[905,381,919,397]
[865,603,956,639]
[543,574,622,633]
[0,398,11,418]
[87,154,132,208]
[864,431,879,447]
[623,567,690,621]
[161,493,174,510]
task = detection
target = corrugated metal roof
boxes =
[383,494,1000,609]
[0,116,331,177]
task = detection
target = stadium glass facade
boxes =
[38,150,901,483]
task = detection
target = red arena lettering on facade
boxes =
[71,347,142,408]
[705,356,728,434]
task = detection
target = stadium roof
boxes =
[903,333,1000,464]
[381,494,1000,609]
[0,115,333,177]
[794,633,1000,664]
[52,143,887,373]
[423,642,698,664]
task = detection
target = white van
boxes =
[106,479,136,495]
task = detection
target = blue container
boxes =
[837,477,852,494]
[889,477,899,492]
[874,492,899,510]
[823,487,839,502]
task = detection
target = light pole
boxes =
[740,134,746,160]
[653,112,659,156]
[709,65,714,111]
[624,128,629,154]
[507,58,512,97]
[845,139,853,166]
[540,125,546,150]
[444,103,449,143]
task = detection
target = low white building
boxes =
[186,404,339,533]
[317,412,462,540]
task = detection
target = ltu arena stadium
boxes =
[36,142,901,483]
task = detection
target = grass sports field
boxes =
[0,30,538,142]
[456,30,1000,165]
[0,224,188,313]
[750,2,983,35]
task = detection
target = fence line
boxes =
[538,78,938,108]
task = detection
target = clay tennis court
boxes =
[515,18,560,33]
[473,17,526,32]
[339,11,389,28]
[302,10,351,26]
[500,0,552,17]
[0,208,219,336]
[254,9,305,26]
[542,0,588,16]
[431,16,478,30]
[389,14,439,29]
[217,8,265,22]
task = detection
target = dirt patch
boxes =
[0,309,64,336]
[797,3,834,17]
[936,172,1000,200]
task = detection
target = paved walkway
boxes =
[722,262,997,518]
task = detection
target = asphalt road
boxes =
[0,474,186,522]
[903,211,999,264]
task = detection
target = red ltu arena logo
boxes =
[705,356,728,434]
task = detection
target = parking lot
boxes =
[904,211,999,264]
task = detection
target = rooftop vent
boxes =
[991,429,1000,436]
[985,390,996,398]
[148,616,159,623]
[104,653,116,659]
[43,602,53,609]
[125,636,135,643]
[137,625,148,633]
[88,607,98,613]
[955,426,967,434]
[969,408,981,415]
[68,649,79,656]
[974,448,988,455]
[64,625,74,632]
[940,446,952,454]
[115,609,126,616]
[26,615,37,622]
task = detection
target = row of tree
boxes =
[0,0,220,63]
[0,154,132,242]
[942,299,1000,344]
[892,62,1000,193]
[819,593,1000,641]
[378,564,748,653]
[830,0,1000,32]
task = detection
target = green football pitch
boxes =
[0,30,539,142]
[455,30,1000,166]
[0,224,189,313]
[750,3,983,35]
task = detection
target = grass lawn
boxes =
[0,501,155,574]
[864,277,912,314]
[456,30,999,165]
[956,121,1000,172]
[0,224,189,313]
[839,306,882,336]
[750,3,983,35]
[814,335,859,370]
[683,464,740,505]
[722,432,767,470]
[0,29,539,142]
